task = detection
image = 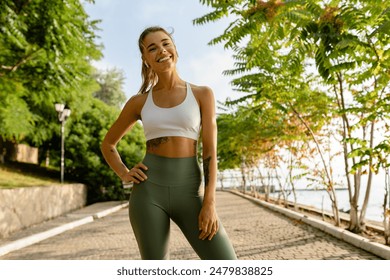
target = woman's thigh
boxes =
[170,188,237,260]
[129,181,170,260]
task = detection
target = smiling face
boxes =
[141,31,178,73]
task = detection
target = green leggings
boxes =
[129,153,237,260]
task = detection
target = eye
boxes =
[148,47,156,52]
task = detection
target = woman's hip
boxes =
[140,153,201,186]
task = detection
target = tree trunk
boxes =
[288,152,298,210]
[240,163,246,194]
[219,172,224,190]
[275,168,287,205]
[349,171,362,232]
[384,213,390,245]
[290,103,340,225]
[358,120,376,231]
[334,74,362,231]
[384,168,390,245]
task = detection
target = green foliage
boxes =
[197,0,390,229]
[196,0,390,174]
[217,110,245,171]
[0,77,35,139]
[217,100,301,171]
[0,0,102,143]
[0,0,146,202]
[64,98,145,202]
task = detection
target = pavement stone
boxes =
[0,191,383,260]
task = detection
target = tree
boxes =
[195,0,390,232]
[93,68,127,108]
[299,0,390,232]
[0,0,147,203]
[217,90,330,203]
[0,0,102,144]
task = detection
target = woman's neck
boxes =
[155,71,183,90]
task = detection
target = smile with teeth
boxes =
[157,56,171,63]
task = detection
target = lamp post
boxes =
[55,103,71,183]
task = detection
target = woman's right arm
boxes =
[101,95,147,183]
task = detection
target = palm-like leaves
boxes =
[196,0,390,231]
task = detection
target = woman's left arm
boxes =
[197,86,219,241]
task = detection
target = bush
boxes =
[64,98,145,203]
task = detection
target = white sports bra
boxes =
[140,82,201,141]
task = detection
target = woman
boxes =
[101,26,237,260]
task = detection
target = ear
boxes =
[142,56,150,68]
[141,54,150,67]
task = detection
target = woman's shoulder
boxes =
[122,93,148,116]
[188,83,214,101]
[128,93,148,104]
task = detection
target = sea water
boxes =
[270,172,389,222]
[220,170,389,223]
[269,186,386,222]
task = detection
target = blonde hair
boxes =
[137,26,175,94]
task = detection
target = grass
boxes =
[0,166,60,189]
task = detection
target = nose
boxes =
[159,46,167,53]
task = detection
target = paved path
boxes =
[0,191,381,260]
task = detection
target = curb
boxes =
[230,190,390,260]
[93,202,129,219]
[0,202,129,257]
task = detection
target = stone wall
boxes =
[0,140,38,164]
[13,144,38,164]
[0,184,87,238]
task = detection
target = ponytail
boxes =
[138,59,158,94]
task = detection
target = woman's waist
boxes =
[142,153,201,186]
[146,136,197,158]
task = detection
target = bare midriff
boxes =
[146,136,197,158]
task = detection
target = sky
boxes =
[83,0,238,105]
